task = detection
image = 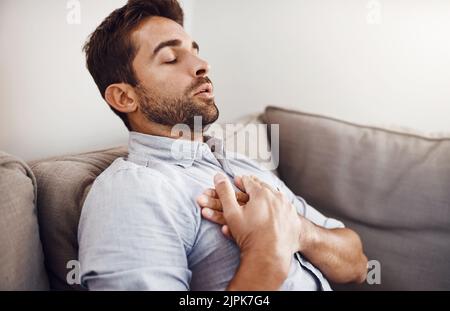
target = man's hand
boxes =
[197,175,368,285]
[197,175,249,239]
[208,173,301,291]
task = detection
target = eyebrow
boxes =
[153,39,200,56]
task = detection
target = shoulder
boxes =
[95,157,169,185]
[78,157,199,250]
[82,158,186,216]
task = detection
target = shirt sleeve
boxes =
[78,166,195,290]
[274,178,345,229]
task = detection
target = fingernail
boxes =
[197,195,208,205]
[203,208,214,217]
[214,173,226,184]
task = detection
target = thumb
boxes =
[214,173,239,216]
[234,176,246,193]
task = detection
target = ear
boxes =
[104,83,138,114]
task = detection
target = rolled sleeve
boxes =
[275,178,345,229]
[293,195,345,229]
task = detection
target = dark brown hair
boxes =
[83,0,184,130]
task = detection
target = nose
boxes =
[191,55,210,78]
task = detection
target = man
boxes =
[78,0,367,290]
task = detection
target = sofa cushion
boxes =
[30,147,127,290]
[0,152,49,290]
[264,106,450,290]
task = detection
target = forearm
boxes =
[227,251,290,291]
[299,216,368,284]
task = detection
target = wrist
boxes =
[298,215,319,253]
[227,249,289,291]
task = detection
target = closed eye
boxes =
[165,59,177,64]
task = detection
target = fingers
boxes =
[196,194,222,211]
[234,176,245,192]
[203,188,249,205]
[221,225,233,240]
[236,191,249,204]
[240,175,262,196]
[234,176,250,204]
[214,173,240,215]
[201,208,226,225]
[199,175,276,209]
[203,188,217,198]
[198,174,274,216]
[197,191,248,211]
[249,175,276,192]
[215,175,270,193]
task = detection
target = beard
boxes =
[136,76,219,131]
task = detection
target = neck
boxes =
[130,118,204,142]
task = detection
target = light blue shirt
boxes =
[78,132,345,291]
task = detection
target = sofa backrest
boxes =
[264,106,450,290]
[0,152,49,290]
[30,147,127,290]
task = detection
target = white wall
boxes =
[1,0,450,161]
[191,0,450,132]
[0,0,194,161]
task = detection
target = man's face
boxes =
[131,16,219,130]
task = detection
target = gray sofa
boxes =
[1,106,449,291]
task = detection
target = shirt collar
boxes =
[127,131,226,168]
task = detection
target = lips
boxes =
[193,83,213,96]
